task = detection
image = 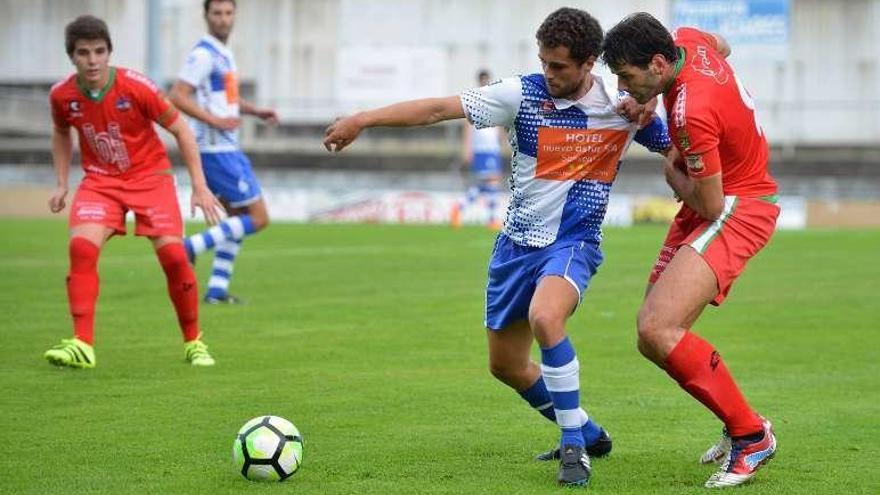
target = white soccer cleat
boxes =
[700,428,731,465]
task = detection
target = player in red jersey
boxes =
[602,13,779,488]
[43,15,224,368]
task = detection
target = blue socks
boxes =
[540,337,585,448]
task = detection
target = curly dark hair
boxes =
[536,7,603,64]
[602,12,677,70]
[65,15,112,56]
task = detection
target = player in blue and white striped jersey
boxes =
[324,7,671,487]
[169,0,278,304]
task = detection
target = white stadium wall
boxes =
[1,0,878,144]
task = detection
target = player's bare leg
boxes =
[637,246,774,487]
[528,276,594,486]
[44,223,114,369]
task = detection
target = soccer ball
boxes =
[232,415,304,481]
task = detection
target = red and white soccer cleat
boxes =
[704,418,777,488]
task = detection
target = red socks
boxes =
[67,237,100,345]
[664,331,763,437]
[157,243,200,342]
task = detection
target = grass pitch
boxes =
[0,220,877,494]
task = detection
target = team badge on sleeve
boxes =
[686,154,704,172]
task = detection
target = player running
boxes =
[602,12,780,488]
[324,8,670,487]
[451,69,506,230]
[44,15,224,368]
[169,0,278,304]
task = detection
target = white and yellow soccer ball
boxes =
[232,415,304,481]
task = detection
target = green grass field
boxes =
[0,219,877,494]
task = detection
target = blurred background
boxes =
[1,0,878,227]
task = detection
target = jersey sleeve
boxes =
[460,76,522,129]
[127,71,179,127]
[634,116,671,153]
[673,27,720,52]
[177,47,213,88]
[675,110,721,179]
[48,91,69,130]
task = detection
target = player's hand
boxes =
[255,108,279,126]
[190,186,225,226]
[617,94,658,129]
[48,186,68,213]
[211,116,241,131]
[323,115,364,153]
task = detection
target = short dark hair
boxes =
[204,0,236,14]
[536,7,603,64]
[477,69,491,80]
[65,15,112,56]
[602,12,677,70]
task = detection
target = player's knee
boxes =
[250,209,269,231]
[69,237,100,272]
[528,310,565,343]
[157,243,190,270]
[636,305,667,350]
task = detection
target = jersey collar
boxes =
[77,66,116,102]
[202,33,230,52]
[551,75,603,110]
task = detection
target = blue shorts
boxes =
[485,234,604,330]
[201,151,262,208]
[471,152,503,178]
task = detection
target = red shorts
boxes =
[649,196,780,305]
[69,173,183,237]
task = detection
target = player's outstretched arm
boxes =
[49,126,72,213]
[164,117,225,225]
[323,96,465,153]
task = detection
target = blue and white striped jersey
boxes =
[461,74,670,247]
[178,34,241,153]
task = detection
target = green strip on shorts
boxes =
[690,196,739,254]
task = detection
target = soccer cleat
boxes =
[184,338,215,366]
[44,337,95,369]
[700,428,732,465]
[537,428,612,461]
[557,444,591,487]
[704,419,776,488]
[204,293,244,305]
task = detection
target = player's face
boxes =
[538,44,593,100]
[206,0,236,41]
[71,39,111,89]
[612,57,665,104]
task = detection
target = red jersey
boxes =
[49,67,179,179]
[664,27,777,197]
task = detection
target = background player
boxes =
[44,15,224,368]
[451,69,505,230]
[169,0,278,304]
[324,8,671,486]
[603,12,780,488]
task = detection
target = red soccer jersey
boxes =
[49,67,179,179]
[663,27,777,197]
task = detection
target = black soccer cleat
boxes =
[536,428,612,461]
[204,293,245,305]
[557,444,591,487]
